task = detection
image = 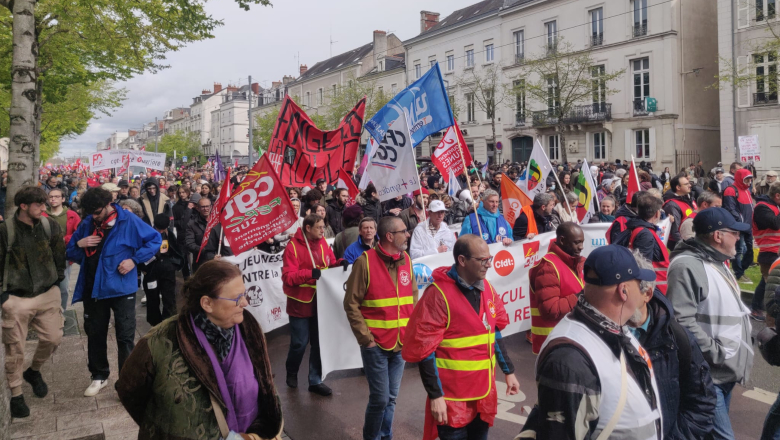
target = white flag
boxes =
[448,168,461,198]
[524,139,554,199]
[364,110,420,202]
[574,159,599,223]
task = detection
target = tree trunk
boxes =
[491,116,497,164]
[7,0,39,219]
[558,122,568,165]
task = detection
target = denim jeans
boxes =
[82,293,137,380]
[58,264,70,311]
[360,345,405,440]
[732,233,754,279]
[761,392,780,440]
[436,415,489,440]
[286,315,322,386]
[712,382,737,440]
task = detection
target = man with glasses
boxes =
[402,234,520,440]
[66,187,161,397]
[43,188,81,310]
[723,168,756,284]
[663,175,697,251]
[184,197,232,273]
[667,207,754,439]
[344,216,418,440]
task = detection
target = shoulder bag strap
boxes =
[209,392,230,439]
[596,351,628,440]
[40,216,51,240]
[3,219,14,292]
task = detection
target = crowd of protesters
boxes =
[2,155,780,440]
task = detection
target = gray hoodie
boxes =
[667,238,754,385]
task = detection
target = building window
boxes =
[514,30,524,63]
[430,59,437,70]
[465,93,475,122]
[591,8,604,46]
[632,58,650,114]
[592,64,606,111]
[545,21,558,54]
[593,132,606,160]
[633,0,648,37]
[548,135,560,161]
[754,52,778,104]
[332,84,337,99]
[378,60,384,71]
[757,0,777,21]
[485,44,494,62]
[318,88,323,106]
[448,93,456,112]
[635,129,650,158]
[514,80,526,125]
[415,63,421,78]
[547,75,560,114]
[391,84,397,94]
[447,54,455,71]
[304,92,310,107]
[466,49,475,67]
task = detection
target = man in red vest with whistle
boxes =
[344,216,419,440]
[617,192,670,294]
[402,235,520,440]
[528,222,585,354]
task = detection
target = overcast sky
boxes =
[57,0,478,159]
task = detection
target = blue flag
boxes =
[365,63,454,148]
[214,151,226,182]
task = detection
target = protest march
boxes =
[4,60,778,440]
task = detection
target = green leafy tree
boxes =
[519,38,625,164]
[157,130,201,164]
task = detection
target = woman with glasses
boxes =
[117,260,284,440]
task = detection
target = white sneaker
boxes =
[84,379,108,397]
[141,296,147,305]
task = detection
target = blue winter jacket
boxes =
[67,205,161,303]
[641,290,716,439]
[459,204,512,244]
[343,236,373,264]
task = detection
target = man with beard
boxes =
[184,196,232,273]
[489,172,503,213]
[116,180,130,201]
[513,193,555,241]
[326,188,349,235]
[399,188,429,248]
[663,175,697,251]
[138,177,172,227]
[344,216,418,440]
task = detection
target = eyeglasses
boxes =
[390,229,409,235]
[464,255,494,267]
[719,229,740,238]
[92,206,105,216]
[216,293,247,306]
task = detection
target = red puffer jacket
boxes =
[528,241,584,333]
[281,228,342,318]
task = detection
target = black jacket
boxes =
[615,218,664,264]
[512,208,551,240]
[171,199,191,249]
[139,228,183,281]
[638,291,716,439]
[357,195,382,224]
[663,191,696,249]
[608,204,637,244]
[184,213,233,272]
[326,198,346,235]
[381,196,412,217]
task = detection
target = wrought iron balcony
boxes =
[754,92,779,106]
[531,103,612,127]
[591,34,604,47]
[632,23,647,38]
[515,113,527,126]
[633,99,649,116]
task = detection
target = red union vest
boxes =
[629,227,670,295]
[664,198,697,231]
[753,201,780,254]
[429,278,499,401]
[606,216,629,244]
[285,241,327,303]
[359,249,415,350]
[530,253,584,354]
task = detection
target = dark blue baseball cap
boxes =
[584,245,656,286]
[693,207,751,235]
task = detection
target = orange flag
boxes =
[500,173,533,228]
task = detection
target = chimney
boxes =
[420,11,440,33]
[226,84,239,93]
[272,81,282,88]
[201,89,211,95]
[251,82,260,95]
[300,64,308,76]
[283,75,294,85]
[373,30,388,64]
[213,82,223,93]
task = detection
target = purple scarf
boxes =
[190,314,259,433]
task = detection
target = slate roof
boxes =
[422,0,503,35]
[290,42,376,84]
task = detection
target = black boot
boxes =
[23,367,48,398]
[10,395,30,418]
[308,383,332,396]
[286,373,298,389]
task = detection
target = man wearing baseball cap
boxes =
[410,199,456,259]
[667,207,754,439]
[520,245,662,439]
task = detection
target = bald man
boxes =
[402,235,519,440]
[528,222,585,354]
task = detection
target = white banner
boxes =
[89,149,167,172]
[222,249,290,332]
[364,111,420,202]
[317,219,671,379]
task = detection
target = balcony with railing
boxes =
[531,103,612,127]
[754,92,779,106]
[632,23,647,38]
[591,34,603,47]
[633,99,649,116]
[515,112,527,127]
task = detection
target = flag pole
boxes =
[217,228,224,255]
[631,155,641,186]
[301,228,318,269]
[539,139,576,222]
[457,145,483,238]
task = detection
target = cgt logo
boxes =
[523,241,542,268]
[493,250,515,277]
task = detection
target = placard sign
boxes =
[739,135,761,162]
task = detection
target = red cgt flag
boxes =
[336,168,359,207]
[197,169,232,262]
[432,120,473,183]
[220,154,298,254]
[627,158,641,204]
